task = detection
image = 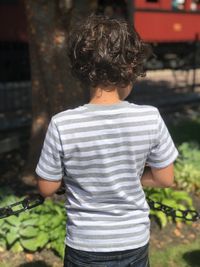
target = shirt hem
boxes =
[147,149,179,169]
[35,168,62,181]
[64,236,150,252]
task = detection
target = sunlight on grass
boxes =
[0,264,9,267]
[150,238,200,267]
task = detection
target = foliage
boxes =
[175,142,200,193]
[0,187,66,258]
[145,188,194,228]
[145,141,200,228]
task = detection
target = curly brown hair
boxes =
[68,15,150,89]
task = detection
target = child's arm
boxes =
[37,177,62,198]
[141,164,174,188]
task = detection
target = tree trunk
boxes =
[23,0,97,185]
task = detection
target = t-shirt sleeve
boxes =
[35,117,63,181]
[146,110,178,168]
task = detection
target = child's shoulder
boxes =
[51,105,87,124]
[128,102,159,114]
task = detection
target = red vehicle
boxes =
[99,0,200,68]
[131,0,200,43]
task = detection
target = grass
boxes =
[150,238,200,267]
[0,262,52,267]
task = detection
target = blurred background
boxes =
[0,1,200,266]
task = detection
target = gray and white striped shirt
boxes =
[36,101,178,252]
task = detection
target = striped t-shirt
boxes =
[36,101,178,252]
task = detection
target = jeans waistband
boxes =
[67,243,149,261]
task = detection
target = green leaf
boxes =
[54,205,65,216]
[21,232,49,251]
[49,215,64,229]
[38,215,52,225]
[6,230,19,245]
[10,241,24,253]
[155,211,168,228]
[18,212,31,221]
[6,216,21,227]
[51,240,65,258]
[0,238,6,250]
[21,218,38,227]
[161,199,177,209]
[49,226,65,241]
[20,226,39,238]
[172,191,189,199]
[20,238,38,251]
[0,219,5,227]
[34,232,49,247]
[148,193,161,201]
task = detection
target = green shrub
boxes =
[145,187,194,228]
[144,142,200,228]
[175,142,200,193]
[0,187,66,258]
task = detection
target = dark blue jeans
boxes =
[64,243,150,267]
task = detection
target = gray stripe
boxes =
[69,220,148,231]
[67,159,136,170]
[53,107,86,119]
[41,148,60,161]
[64,140,152,154]
[155,138,174,157]
[67,195,144,211]
[67,150,148,163]
[70,228,145,240]
[149,145,176,164]
[63,155,147,168]
[69,212,148,222]
[56,110,158,126]
[70,168,137,178]
[59,120,157,135]
[67,177,139,187]
[40,154,57,169]
[38,162,61,176]
[68,184,141,196]
[150,136,171,157]
[61,130,157,145]
[45,134,61,149]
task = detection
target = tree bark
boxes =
[23,0,97,185]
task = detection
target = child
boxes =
[36,15,178,267]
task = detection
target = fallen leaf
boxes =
[174,228,182,237]
[188,233,196,239]
[176,221,183,229]
[25,253,34,262]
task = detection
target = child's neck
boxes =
[89,86,121,105]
